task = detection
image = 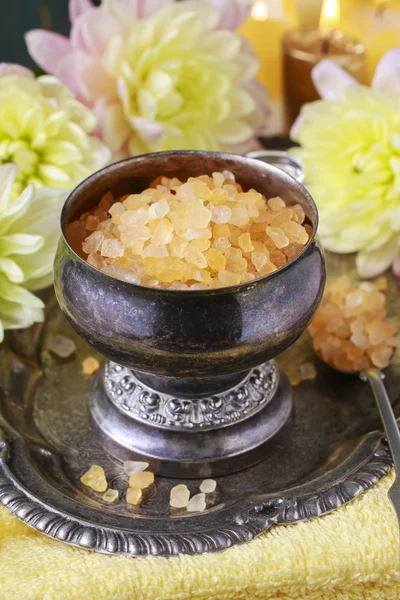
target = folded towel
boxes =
[0,470,399,600]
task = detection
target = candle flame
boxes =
[319,0,340,30]
[251,0,269,22]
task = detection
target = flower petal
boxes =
[130,116,164,142]
[0,234,44,256]
[206,0,251,30]
[372,47,400,97]
[69,0,94,23]
[312,59,359,101]
[0,63,34,79]
[0,164,18,214]
[99,101,130,152]
[0,258,24,283]
[25,30,71,75]
[356,235,398,278]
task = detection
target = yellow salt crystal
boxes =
[142,243,169,258]
[184,205,212,229]
[205,248,226,271]
[126,487,142,505]
[269,249,286,269]
[238,233,254,253]
[213,223,231,238]
[271,208,294,226]
[103,489,119,503]
[82,356,100,376]
[229,205,249,226]
[80,465,107,492]
[251,251,268,272]
[87,252,106,270]
[169,237,187,258]
[83,231,104,254]
[185,229,212,240]
[190,238,211,252]
[212,205,231,224]
[252,241,269,255]
[281,221,309,245]
[225,247,242,263]
[228,258,248,274]
[213,237,231,251]
[241,272,255,283]
[247,204,259,218]
[211,189,230,205]
[100,239,125,258]
[292,204,305,224]
[86,215,100,231]
[129,471,155,489]
[151,219,174,244]
[218,270,241,286]
[184,246,208,269]
[259,261,277,276]
[170,484,190,508]
[268,197,285,211]
[148,198,170,219]
[265,227,289,249]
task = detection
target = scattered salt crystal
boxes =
[170,484,191,508]
[123,461,149,475]
[200,479,217,494]
[103,488,119,503]
[80,465,107,492]
[48,335,76,359]
[128,471,154,489]
[82,356,100,376]
[299,363,317,380]
[126,487,142,505]
[187,493,207,512]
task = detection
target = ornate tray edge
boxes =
[0,429,393,557]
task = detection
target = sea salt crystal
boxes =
[128,471,154,489]
[48,335,76,359]
[148,198,170,219]
[170,484,190,508]
[299,363,317,380]
[103,488,119,503]
[82,356,100,376]
[187,493,207,512]
[80,465,107,492]
[101,238,124,258]
[126,487,142,505]
[82,231,104,254]
[123,461,149,475]
[200,479,217,494]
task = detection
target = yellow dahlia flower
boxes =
[26,0,267,158]
[0,63,110,196]
[291,49,400,278]
[0,163,65,340]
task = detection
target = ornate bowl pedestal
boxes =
[89,361,292,477]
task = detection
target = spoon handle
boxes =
[363,369,400,474]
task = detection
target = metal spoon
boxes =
[319,358,400,528]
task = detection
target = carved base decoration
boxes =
[103,361,279,431]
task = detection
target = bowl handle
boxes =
[245,150,304,183]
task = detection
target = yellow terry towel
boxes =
[0,470,399,600]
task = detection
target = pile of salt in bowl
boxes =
[67,171,312,289]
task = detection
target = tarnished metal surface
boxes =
[0,253,398,555]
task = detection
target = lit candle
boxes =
[239,0,290,134]
[282,0,366,131]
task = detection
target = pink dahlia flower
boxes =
[26,0,268,159]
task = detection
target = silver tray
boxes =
[0,254,397,557]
